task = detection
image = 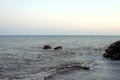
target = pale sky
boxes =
[0,0,120,35]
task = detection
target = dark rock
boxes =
[43,45,52,49]
[103,40,120,60]
[54,46,62,50]
[55,62,89,74]
[43,62,89,80]
[83,66,90,70]
[44,75,54,80]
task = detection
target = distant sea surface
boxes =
[0,35,120,80]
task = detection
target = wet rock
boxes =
[83,66,90,70]
[54,46,62,50]
[44,75,54,80]
[43,45,52,49]
[103,40,120,60]
[43,62,89,80]
[55,62,89,74]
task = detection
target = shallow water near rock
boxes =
[0,35,120,80]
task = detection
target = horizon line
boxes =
[0,34,120,37]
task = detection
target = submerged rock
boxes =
[54,46,62,50]
[103,40,120,60]
[44,75,54,80]
[43,45,52,49]
[44,62,89,80]
[55,62,89,74]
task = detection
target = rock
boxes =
[43,45,52,49]
[55,62,89,74]
[83,66,90,70]
[54,46,62,50]
[43,62,89,80]
[44,75,54,80]
[103,40,120,60]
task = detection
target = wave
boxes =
[43,61,89,80]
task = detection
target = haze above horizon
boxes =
[0,0,120,35]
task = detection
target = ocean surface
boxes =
[0,35,120,80]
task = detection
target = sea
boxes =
[0,35,120,80]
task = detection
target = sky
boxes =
[0,0,120,35]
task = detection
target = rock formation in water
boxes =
[43,45,52,49]
[54,46,62,50]
[103,40,120,60]
[44,62,89,80]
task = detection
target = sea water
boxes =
[0,35,120,80]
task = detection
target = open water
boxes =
[0,35,120,80]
